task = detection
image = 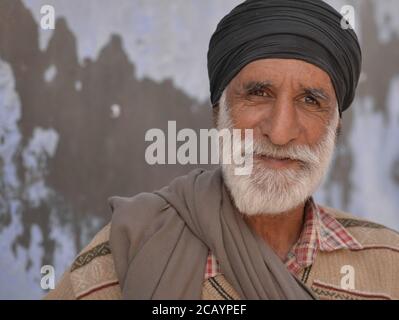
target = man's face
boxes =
[219,58,340,215]
[226,58,338,163]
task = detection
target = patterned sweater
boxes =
[44,205,399,300]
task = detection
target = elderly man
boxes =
[46,0,399,300]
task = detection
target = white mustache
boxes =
[249,138,320,166]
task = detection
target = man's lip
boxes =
[255,154,294,161]
[254,154,301,168]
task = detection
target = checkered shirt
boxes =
[204,197,363,279]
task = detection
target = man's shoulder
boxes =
[45,223,122,300]
[307,205,399,299]
[70,223,113,272]
[320,205,399,251]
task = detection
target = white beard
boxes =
[217,91,339,216]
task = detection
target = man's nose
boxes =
[259,95,301,146]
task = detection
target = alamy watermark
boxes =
[40,265,55,290]
[145,121,254,175]
[340,5,355,30]
[340,264,355,290]
[40,5,55,30]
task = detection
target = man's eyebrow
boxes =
[241,81,331,101]
[302,86,331,102]
[242,81,273,92]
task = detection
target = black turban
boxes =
[207,0,362,114]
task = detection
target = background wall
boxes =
[0,0,398,299]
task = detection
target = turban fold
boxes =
[207,0,362,114]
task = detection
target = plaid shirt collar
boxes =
[205,197,363,279]
[285,197,363,275]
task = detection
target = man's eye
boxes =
[304,95,320,105]
[250,90,269,97]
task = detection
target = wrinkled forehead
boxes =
[229,58,337,101]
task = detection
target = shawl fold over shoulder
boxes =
[108,168,316,299]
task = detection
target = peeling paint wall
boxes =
[0,0,398,299]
